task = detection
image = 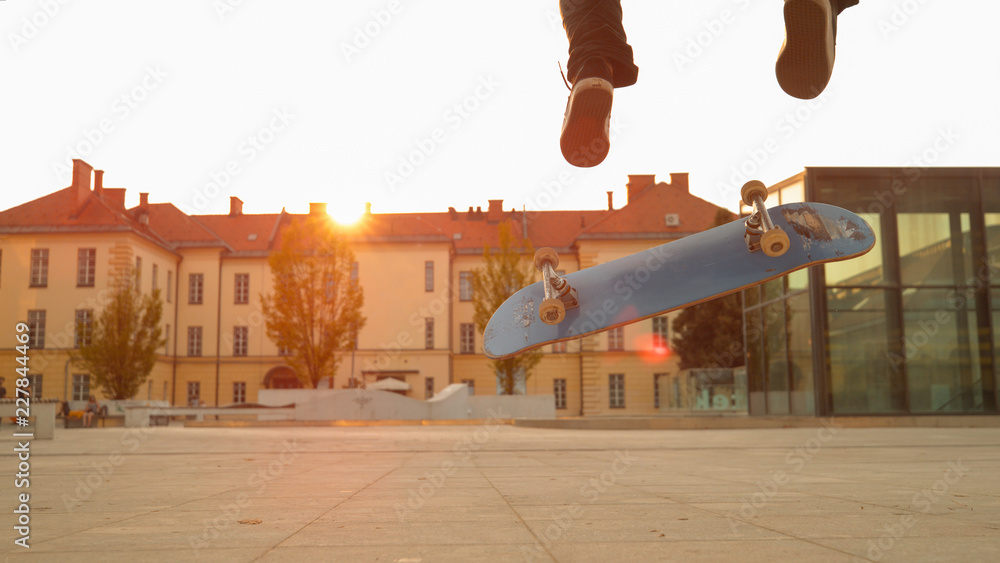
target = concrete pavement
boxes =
[2,422,999,562]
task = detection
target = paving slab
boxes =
[2,424,999,562]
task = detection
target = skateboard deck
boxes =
[483,202,875,359]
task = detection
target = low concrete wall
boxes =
[258,385,555,421]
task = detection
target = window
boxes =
[187,326,203,357]
[135,256,142,288]
[425,261,434,291]
[233,326,248,356]
[554,378,567,410]
[233,382,246,404]
[234,273,249,304]
[460,323,475,354]
[27,310,45,349]
[459,271,473,301]
[152,264,158,291]
[552,341,567,353]
[278,344,291,357]
[189,273,204,304]
[187,381,201,406]
[30,249,48,287]
[72,374,90,401]
[653,317,669,348]
[462,379,475,395]
[425,318,434,349]
[350,262,359,286]
[608,327,624,351]
[75,309,93,348]
[27,374,42,400]
[654,374,667,409]
[166,271,173,303]
[165,324,170,354]
[77,248,96,287]
[425,377,434,398]
[609,374,625,409]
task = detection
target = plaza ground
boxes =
[1,421,999,562]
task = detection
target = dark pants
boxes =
[561,0,860,88]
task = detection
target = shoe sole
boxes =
[560,78,613,168]
[776,0,834,99]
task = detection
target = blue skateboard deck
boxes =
[483,202,875,359]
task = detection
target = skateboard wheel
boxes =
[740,180,768,207]
[539,298,566,325]
[534,247,559,271]
[761,228,790,257]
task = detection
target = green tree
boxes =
[261,214,366,388]
[472,222,543,394]
[71,272,166,400]
[671,209,745,370]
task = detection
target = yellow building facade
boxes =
[0,160,732,416]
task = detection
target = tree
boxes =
[671,209,745,370]
[71,272,166,400]
[261,214,366,388]
[472,222,543,394]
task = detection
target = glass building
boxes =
[743,167,1000,416]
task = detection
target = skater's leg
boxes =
[558,0,638,167]
[775,0,859,99]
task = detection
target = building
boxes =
[742,167,1000,416]
[0,160,730,416]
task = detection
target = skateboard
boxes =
[482,181,875,359]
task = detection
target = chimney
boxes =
[139,192,149,208]
[669,172,690,193]
[309,202,327,215]
[626,174,656,204]
[93,170,104,194]
[607,191,614,211]
[487,199,504,223]
[72,159,93,207]
[365,202,372,216]
[229,196,244,216]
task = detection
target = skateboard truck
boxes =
[533,247,579,325]
[741,180,790,257]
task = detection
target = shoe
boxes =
[560,60,614,168]
[776,0,836,99]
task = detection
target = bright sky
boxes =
[1,0,997,223]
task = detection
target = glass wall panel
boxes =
[764,301,789,414]
[787,293,815,414]
[902,289,983,412]
[746,308,765,414]
[897,213,973,287]
[828,288,904,413]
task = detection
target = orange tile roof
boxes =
[2,171,731,257]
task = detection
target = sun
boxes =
[328,203,366,226]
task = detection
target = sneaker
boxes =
[776,0,836,99]
[560,60,614,168]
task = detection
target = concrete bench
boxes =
[125,405,295,427]
[0,398,57,439]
